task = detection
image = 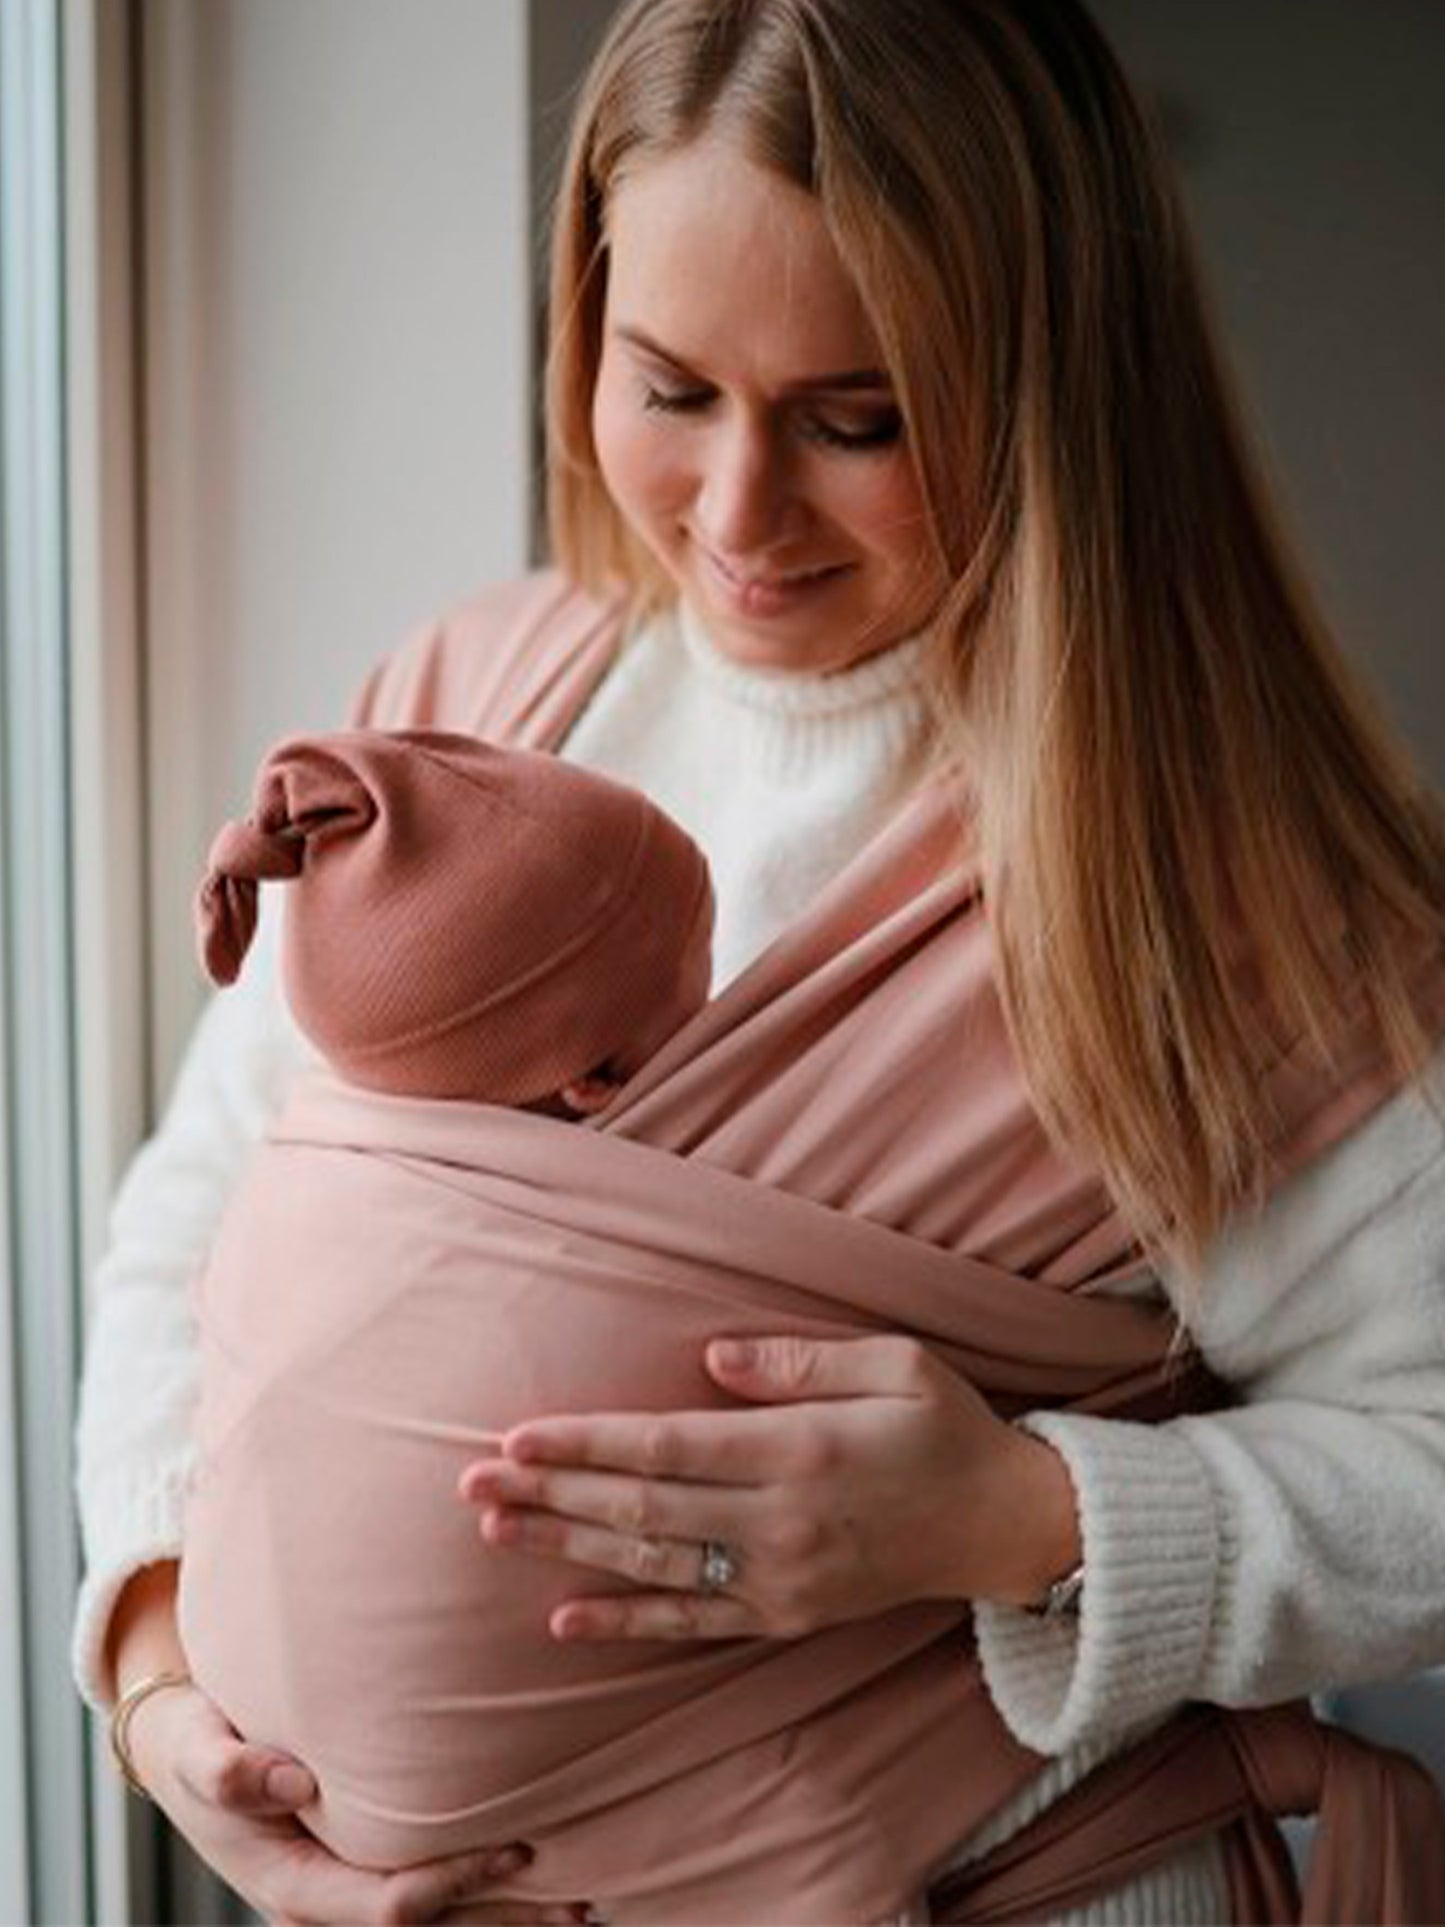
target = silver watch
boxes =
[1024,1559,1085,1619]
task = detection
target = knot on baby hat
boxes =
[195,729,714,1103]
[198,754,375,985]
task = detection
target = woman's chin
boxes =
[684,575,898,675]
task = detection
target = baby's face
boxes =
[521,1068,625,1121]
[558,1069,625,1117]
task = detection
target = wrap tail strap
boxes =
[928,1700,1445,1925]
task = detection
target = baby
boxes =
[195,726,715,1115]
[179,730,948,1924]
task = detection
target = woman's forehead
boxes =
[603,141,886,385]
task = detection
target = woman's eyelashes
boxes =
[639,384,903,453]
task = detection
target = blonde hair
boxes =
[545,0,1445,1264]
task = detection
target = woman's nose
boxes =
[692,416,798,558]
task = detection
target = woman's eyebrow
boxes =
[614,324,892,396]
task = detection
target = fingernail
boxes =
[710,1338,754,1371]
[266,1762,314,1805]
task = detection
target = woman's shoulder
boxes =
[1169,1035,1445,1349]
[349,567,630,740]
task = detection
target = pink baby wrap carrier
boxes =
[177,574,1445,1923]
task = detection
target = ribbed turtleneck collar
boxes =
[674,597,935,720]
[561,595,941,984]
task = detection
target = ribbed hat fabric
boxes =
[195,729,714,1103]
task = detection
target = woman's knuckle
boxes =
[618,1483,655,1536]
[894,1337,933,1390]
[628,1534,669,1582]
[672,1593,705,1636]
[772,1337,819,1393]
[639,1416,673,1475]
[763,1512,821,1561]
[787,1429,834,1481]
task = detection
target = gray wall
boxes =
[527,0,619,551]
[1091,0,1445,787]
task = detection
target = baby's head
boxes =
[196,729,714,1112]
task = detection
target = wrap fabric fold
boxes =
[177,574,1445,1923]
[181,1070,1219,1922]
[931,1699,1445,1924]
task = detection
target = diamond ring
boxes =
[697,1538,740,1594]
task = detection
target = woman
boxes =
[75,1,1445,1922]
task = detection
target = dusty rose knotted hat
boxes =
[195,729,714,1104]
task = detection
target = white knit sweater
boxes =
[73,600,1445,1925]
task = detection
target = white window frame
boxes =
[1,0,111,1918]
[4,0,155,1919]
[62,0,155,1914]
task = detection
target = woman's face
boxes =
[591,138,947,674]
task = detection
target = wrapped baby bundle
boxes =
[176,702,1444,1924]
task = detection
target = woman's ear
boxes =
[559,1071,623,1116]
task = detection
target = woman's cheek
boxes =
[608,440,681,530]
[858,463,942,599]
[595,395,690,551]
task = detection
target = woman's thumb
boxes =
[201,1740,315,1814]
[705,1333,927,1401]
[262,1759,317,1809]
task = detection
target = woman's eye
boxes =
[802,410,904,453]
[641,384,713,416]
[639,384,903,454]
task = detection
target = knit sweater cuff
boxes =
[973,1412,1219,1755]
[70,1456,194,1712]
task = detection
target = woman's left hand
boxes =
[456,1335,1079,1642]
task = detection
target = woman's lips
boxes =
[700,546,851,618]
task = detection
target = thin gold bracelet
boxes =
[109,1667,192,1798]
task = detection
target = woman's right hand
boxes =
[107,1562,588,1926]
[124,1681,586,1926]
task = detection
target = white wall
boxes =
[135,11,529,1908]
[142,0,531,1088]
